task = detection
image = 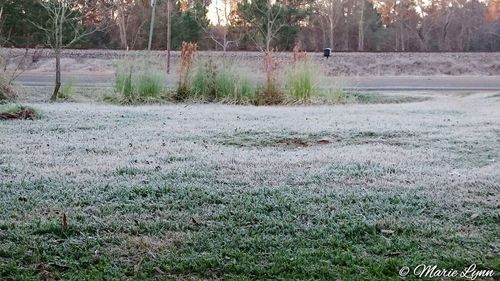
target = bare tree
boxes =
[263,0,285,52]
[33,0,106,101]
[196,0,240,52]
[319,0,344,49]
[114,0,132,49]
[211,0,234,52]
[358,0,365,51]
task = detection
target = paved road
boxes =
[15,72,500,91]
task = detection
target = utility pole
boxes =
[148,0,158,51]
[166,0,171,73]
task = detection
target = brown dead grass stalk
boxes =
[176,42,197,100]
[257,51,284,105]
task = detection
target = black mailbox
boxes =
[323,48,331,58]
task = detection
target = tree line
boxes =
[1,0,499,52]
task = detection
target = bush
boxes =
[286,62,315,102]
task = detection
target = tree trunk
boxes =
[266,17,271,52]
[400,22,405,51]
[118,6,128,49]
[357,0,365,51]
[223,32,227,53]
[344,18,349,50]
[148,0,157,51]
[329,9,334,48]
[265,0,272,52]
[50,50,61,101]
[166,0,171,74]
[321,17,327,48]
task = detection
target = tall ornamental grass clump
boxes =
[285,47,316,103]
[217,68,256,104]
[137,71,164,97]
[114,58,165,102]
[190,59,217,100]
[115,65,134,98]
[189,59,256,104]
[286,62,314,102]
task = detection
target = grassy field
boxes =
[0,92,499,280]
[4,48,500,76]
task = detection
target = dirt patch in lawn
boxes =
[217,130,419,148]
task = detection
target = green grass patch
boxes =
[1,178,497,279]
[316,90,430,104]
[187,59,257,104]
[286,62,315,102]
[112,58,167,103]
[486,93,500,99]
[0,103,40,120]
[0,103,25,114]
[59,79,74,100]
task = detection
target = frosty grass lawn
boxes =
[0,92,499,279]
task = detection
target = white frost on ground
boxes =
[1,93,498,213]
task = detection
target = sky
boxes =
[207,0,231,26]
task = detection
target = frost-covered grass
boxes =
[0,92,499,279]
